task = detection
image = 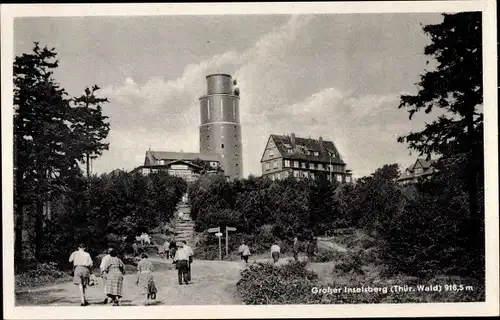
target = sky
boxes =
[14,13,445,178]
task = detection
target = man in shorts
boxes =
[69,243,93,306]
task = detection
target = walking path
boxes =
[16,258,245,306]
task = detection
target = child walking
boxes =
[136,253,157,304]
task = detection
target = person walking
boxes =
[132,242,139,257]
[169,241,178,260]
[163,240,170,259]
[101,248,125,306]
[292,237,301,262]
[306,239,317,262]
[69,243,93,306]
[99,248,113,304]
[136,253,157,303]
[238,241,251,264]
[270,242,281,264]
[182,241,194,282]
[173,242,190,285]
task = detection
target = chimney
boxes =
[319,136,323,149]
[290,133,296,148]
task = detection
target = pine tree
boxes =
[397,12,484,266]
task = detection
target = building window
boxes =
[288,149,293,154]
[283,171,289,178]
[310,172,315,179]
[301,162,306,169]
[314,151,319,156]
[271,174,275,181]
[266,162,270,171]
[293,170,300,178]
[269,150,274,158]
[336,174,342,182]
[221,144,224,149]
[293,161,299,168]
[233,100,236,120]
[284,160,290,167]
[273,160,278,168]
[318,163,323,170]
[207,100,211,119]
[310,163,315,170]
[303,171,308,178]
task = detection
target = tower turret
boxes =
[199,73,243,179]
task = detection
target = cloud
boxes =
[95,15,316,174]
[94,14,427,178]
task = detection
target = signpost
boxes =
[225,227,237,256]
[207,227,236,260]
[215,232,223,260]
[207,227,222,260]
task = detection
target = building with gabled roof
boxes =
[132,151,225,182]
[144,150,222,167]
[397,157,438,185]
[260,133,353,183]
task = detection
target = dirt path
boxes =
[16,258,245,306]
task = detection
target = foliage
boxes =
[237,260,484,305]
[13,43,110,266]
[237,261,318,304]
[15,262,70,289]
[38,171,187,268]
[397,12,484,274]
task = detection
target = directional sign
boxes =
[215,232,223,237]
[207,227,220,233]
[226,227,237,232]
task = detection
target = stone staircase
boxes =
[174,202,196,247]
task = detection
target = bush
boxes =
[333,251,364,275]
[237,261,318,304]
[194,244,220,260]
[315,250,342,263]
[15,262,70,289]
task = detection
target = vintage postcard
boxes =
[1,1,498,319]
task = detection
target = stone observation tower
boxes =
[199,73,243,179]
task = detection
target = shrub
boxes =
[15,262,70,289]
[237,261,318,304]
[333,251,364,275]
[315,250,342,263]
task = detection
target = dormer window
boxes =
[314,151,319,156]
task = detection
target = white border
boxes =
[2,1,498,319]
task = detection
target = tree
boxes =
[13,43,110,266]
[397,13,484,260]
[72,86,111,179]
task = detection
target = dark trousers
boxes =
[242,254,249,263]
[293,251,299,261]
[187,261,192,281]
[272,252,280,263]
[177,260,189,284]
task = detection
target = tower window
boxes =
[220,99,223,118]
[233,100,236,120]
[221,144,224,149]
[207,100,211,119]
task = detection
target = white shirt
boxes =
[100,254,111,271]
[238,244,251,256]
[184,245,194,257]
[69,249,93,267]
[270,245,281,253]
[174,247,191,261]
